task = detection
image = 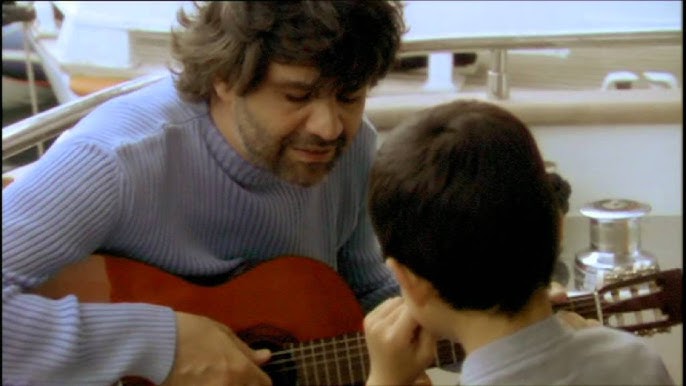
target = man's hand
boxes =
[548,281,602,328]
[364,297,436,386]
[162,312,272,386]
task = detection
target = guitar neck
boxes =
[261,294,590,385]
[553,293,599,319]
[276,288,672,386]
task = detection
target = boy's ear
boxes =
[386,258,435,307]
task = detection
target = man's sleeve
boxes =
[2,141,176,385]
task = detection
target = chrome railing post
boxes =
[488,49,509,99]
[399,30,680,101]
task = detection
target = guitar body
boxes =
[105,255,365,342]
[36,255,366,385]
[31,254,684,386]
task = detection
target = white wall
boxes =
[404,1,681,39]
[532,123,682,216]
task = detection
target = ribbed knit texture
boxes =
[2,75,399,385]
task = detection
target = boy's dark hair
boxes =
[369,100,561,315]
[171,1,406,102]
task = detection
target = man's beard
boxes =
[274,134,347,187]
[236,103,348,187]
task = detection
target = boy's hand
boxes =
[548,281,602,328]
[364,297,436,386]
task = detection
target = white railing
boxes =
[2,23,682,169]
[398,30,681,99]
[2,73,166,161]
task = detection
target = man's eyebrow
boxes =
[271,79,317,90]
[270,77,363,94]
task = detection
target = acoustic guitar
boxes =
[35,255,682,386]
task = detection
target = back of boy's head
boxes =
[369,100,561,315]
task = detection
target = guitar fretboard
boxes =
[261,275,681,386]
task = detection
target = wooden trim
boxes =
[70,76,129,96]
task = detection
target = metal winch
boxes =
[574,198,659,291]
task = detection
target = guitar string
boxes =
[259,305,651,377]
[262,348,371,379]
[559,291,662,317]
[267,338,457,362]
[261,290,660,372]
[262,347,464,376]
[260,332,460,358]
[262,297,603,368]
[264,341,368,367]
[262,316,634,376]
[263,352,369,375]
[263,314,668,376]
[263,343,461,377]
[263,343,459,371]
[262,295,662,370]
[552,296,665,327]
[263,340,459,367]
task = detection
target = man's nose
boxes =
[304,97,344,141]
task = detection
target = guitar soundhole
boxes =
[238,325,299,386]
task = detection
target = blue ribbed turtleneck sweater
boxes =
[2,75,399,385]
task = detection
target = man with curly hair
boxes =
[3,2,405,385]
